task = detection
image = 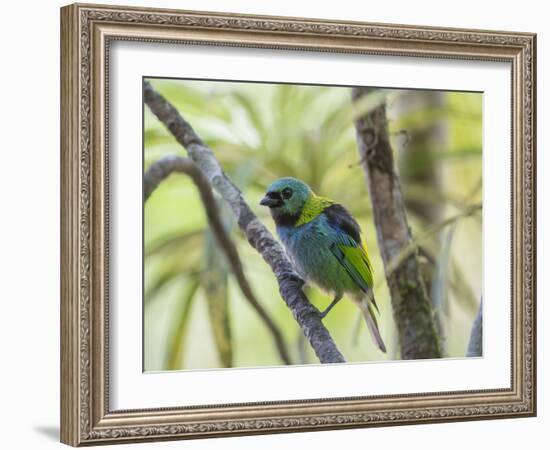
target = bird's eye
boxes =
[281,187,293,199]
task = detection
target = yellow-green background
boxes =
[144,78,482,371]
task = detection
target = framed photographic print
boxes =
[60,3,536,446]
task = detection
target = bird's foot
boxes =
[318,295,342,320]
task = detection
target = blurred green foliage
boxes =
[144,78,482,371]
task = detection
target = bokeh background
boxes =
[143,78,482,371]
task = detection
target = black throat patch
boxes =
[271,209,301,227]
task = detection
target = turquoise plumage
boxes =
[260,177,386,353]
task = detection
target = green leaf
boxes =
[144,236,204,306]
[144,128,174,148]
[231,91,266,140]
[431,223,457,316]
[145,230,204,258]
[164,278,200,370]
[202,228,233,368]
[449,261,479,313]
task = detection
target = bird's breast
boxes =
[276,217,354,294]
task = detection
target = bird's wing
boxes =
[324,204,375,296]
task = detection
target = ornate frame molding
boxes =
[60,3,536,446]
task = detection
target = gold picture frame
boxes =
[60,2,536,446]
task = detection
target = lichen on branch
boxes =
[352,87,442,359]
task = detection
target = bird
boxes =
[260,177,386,353]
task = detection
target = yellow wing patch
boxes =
[295,194,335,226]
[340,244,374,288]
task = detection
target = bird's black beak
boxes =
[260,196,276,207]
[260,195,282,208]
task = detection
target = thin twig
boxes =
[377,204,481,292]
[145,155,293,365]
[144,80,345,363]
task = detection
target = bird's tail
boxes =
[357,295,387,353]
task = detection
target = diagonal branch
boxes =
[144,80,345,364]
[352,87,442,359]
[144,155,292,365]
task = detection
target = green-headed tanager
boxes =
[260,177,386,353]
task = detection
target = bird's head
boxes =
[260,177,312,224]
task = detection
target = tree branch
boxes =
[352,87,442,359]
[466,300,483,357]
[144,155,292,365]
[144,80,345,364]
